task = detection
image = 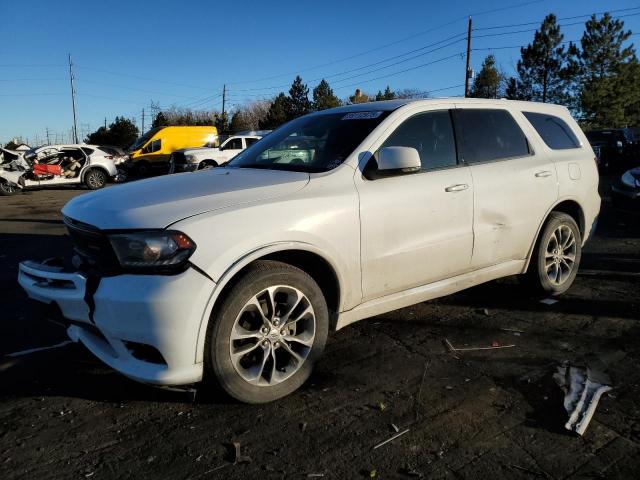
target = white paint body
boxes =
[18,99,600,386]
[171,135,261,172]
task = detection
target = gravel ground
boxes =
[1,180,639,479]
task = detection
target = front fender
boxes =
[192,241,348,365]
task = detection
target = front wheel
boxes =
[528,212,582,295]
[84,168,107,190]
[0,179,21,196]
[206,260,328,403]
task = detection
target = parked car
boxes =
[0,144,117,195]
[18,99,600,403]
[169,134,263,173]
[127,126,218,175]
[585,128,638,172]
[611,166,640,213]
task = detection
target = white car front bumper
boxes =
[18,261,215,385]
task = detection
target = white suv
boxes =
[18,99,600,403]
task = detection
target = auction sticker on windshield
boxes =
[342,111,383,120]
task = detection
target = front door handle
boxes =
[535,170,553,178]
[445,183,469,192]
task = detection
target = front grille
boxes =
[63,216,118,270]
[172,152,186,165]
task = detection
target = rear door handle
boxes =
[535,170,552,178]
[445,183,469,192]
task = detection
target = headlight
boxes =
[109,230,196,271]
[621,170,640,189]
[185,154,197,163]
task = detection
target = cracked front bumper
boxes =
[18,261,215,385]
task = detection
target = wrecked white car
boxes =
[0,144,117,196]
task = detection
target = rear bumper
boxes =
[18,261,215,385]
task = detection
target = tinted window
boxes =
[150,139,161,152]
[454,109,530,163]
[81,147,95,155]
[245,137,259,147]
[523,112,580,149]
[380,110,457,170]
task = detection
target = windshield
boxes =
[129,127,161,151]
[227,111,390,172]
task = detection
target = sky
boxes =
[1,0,639,145]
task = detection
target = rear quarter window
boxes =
[453,109,530,164]
[523,112,581,150]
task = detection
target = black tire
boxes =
[527,212,582,295]
[0,179,20,196]
[83,168,107,190]
[198,160,218,170]
[136,161,151,177]
[205,260,329,403]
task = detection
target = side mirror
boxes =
[377,146,421,172]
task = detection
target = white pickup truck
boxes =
[170,135,262,172]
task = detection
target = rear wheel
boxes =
[205,260,328,403]
[528,212,581,295]
[84,168,107,190]
[0,179,20,196]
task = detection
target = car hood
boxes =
[62,168,309,229]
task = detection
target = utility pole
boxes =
[45,127,51,145]
[221,84,226,116]
[464,17,472,98]
[104,117,107,129]
[68,54,79,143]
[141,108,145,134]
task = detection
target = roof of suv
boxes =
[316,97,569,115]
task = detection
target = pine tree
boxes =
[286,75,311,120]
[213,112,230,134]
[375,86,396,101]
[230,110,251,133]
[470,55,502,98]
[260,93,290,129]
[577,13,638,128]
[515,14,572,104]
[151,111,168,129]
[312,79,341,111]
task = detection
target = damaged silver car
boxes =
[0,144,118,196]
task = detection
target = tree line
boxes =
[470,12,639,129]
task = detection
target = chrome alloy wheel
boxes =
[545,224,577,285]
[229,285,316,386]
[86,171,103,188]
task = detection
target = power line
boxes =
[225,0,546,86]
[475,5,640,31]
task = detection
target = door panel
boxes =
[358,167,474,300]
[452,107,558,267]
[357,109,474,301]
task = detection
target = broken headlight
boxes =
[109,231,196,271]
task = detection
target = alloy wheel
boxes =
[229,285,316,387]
[545,224,577,285]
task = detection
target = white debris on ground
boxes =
[553,364,613,436]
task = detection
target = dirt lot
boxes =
[1,181,639,479]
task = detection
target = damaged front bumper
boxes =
[18,260,216,386]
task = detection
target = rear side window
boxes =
[245,138,259,147]
[81,147,94,155]
[454,109,530,164]
[380,110,457,170]
[523,112,580,149]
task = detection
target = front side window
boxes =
[223,138,243,150]
[523,111,580,150]
[148,139,161,153]
[454,109,530,164]
[378,110,457,170]
[228,111,391,172]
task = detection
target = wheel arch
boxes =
[81,165,111,181]
[523,198,586,273]
[194,243,343,364]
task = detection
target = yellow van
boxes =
[128,126,218,175]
